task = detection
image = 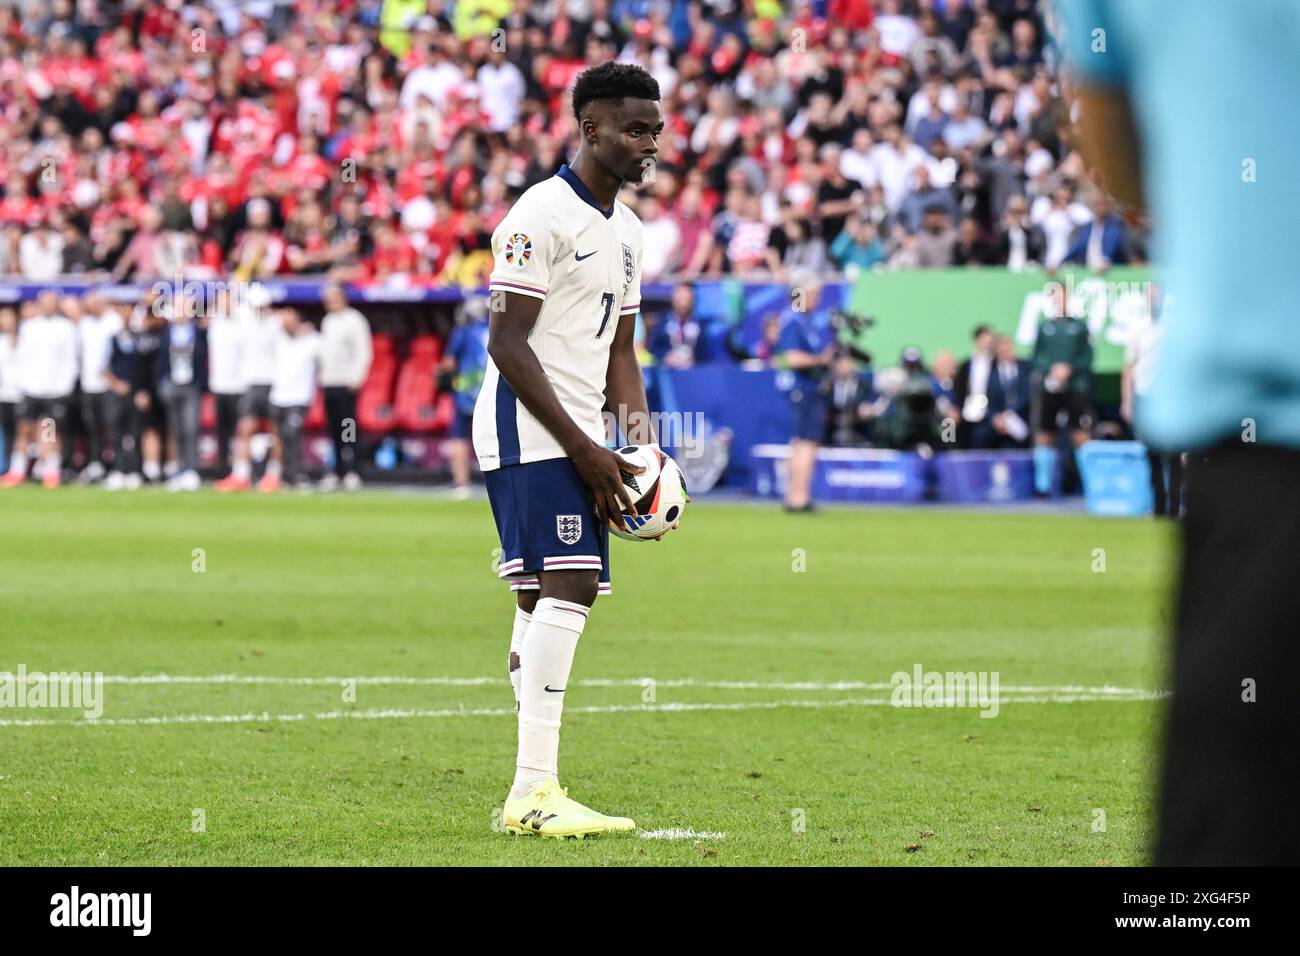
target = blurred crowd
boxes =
[0,0,1146,288]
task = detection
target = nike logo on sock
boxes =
[544,685,565,693]
[574,250,596,261]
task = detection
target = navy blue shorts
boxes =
[790,387,828,442]
[484,457,611,596]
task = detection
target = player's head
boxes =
[571,61,662,185]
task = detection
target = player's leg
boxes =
[258,406,283,492]
[37,403,65,488]
[508,584,539,708]
[511,568,596,798]
[1155,444,1300,864]
[1032,390,1060,496]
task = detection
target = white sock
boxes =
[142,460,160,481]
[8,450,27,475]
[511,597,587,799]
[508,607,532,709]
[232,459,251,480]
[265,460,282,478]
[44,452,60,473]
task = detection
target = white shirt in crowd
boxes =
[1031,197,1092,269]
[16,313,80,398]
[270,329,321,409]
[241,310,282,387]
[319,306,373,389]
[18,231,66,282]
[476,60,526,132]
[207,308,255,396]
[78,309,124,395]
[963,351,993,422]
[0,332,21,403]
[640,214,681,281]
[399,58,464,111]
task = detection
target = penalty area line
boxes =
[0,693,1166,728]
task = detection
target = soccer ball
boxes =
[608,445,688,541]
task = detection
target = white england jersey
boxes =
[473,164,643,471]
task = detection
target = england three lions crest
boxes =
[556,514,583,545]
[621,243,634,286]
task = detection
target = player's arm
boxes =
[604,310,655,448]
[487,292,640,524]
[1071,86,1144,213]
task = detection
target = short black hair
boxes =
[572,61,661,123]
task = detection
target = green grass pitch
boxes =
[0,486,1174,865]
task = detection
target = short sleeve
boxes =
[488,199,557,301]
[1055,0,1131,87]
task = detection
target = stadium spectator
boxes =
[1121,288,1179,516]
[645,285,703,371]
[1031,284,1095,495]
[0,308,19,468]
[987,334,1033,449]
[128,295,169,486]
[992,194,1046,271]
[206,288,251,478]
[827,353,876,447]
[1063,192,1129,272]
[638,194,681,282]
[18,221,65,282]
[265,309,320,493]
[215,299,281,493]
[440,295,489,500]
[952,216,997,266]
[318,283,373,491]
[829,214,886,273]
[155,307,208,491]
[954,324,995,449]
[914,207,958,267]
[74,292,122,483]
[2,291,77,487]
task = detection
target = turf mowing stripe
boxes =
[0,692,1168,728]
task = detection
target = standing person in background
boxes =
[0,308,21,472]
[776,278,834,513]
[1,291,78,488]
[206,287,251,479]
[1060,0,1300,866]
[265,309,320,493]
[129,294,169,486]
[75,293,123,484]
[215,299,281,492]
[440,294,489,500]
[318,284,372,492]
[1121,287,1178,516]
[102,311,146,491]
[155,307,208,492]
[1030,283,1093,495]
[954,325,995,448]
[986,335,1033,449]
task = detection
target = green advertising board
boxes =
[846,267,1154,374]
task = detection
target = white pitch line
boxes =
[0,692,1167,728]
[638,828,726,841]
[90,674,1161,696]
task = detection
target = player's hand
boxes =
[570,441,645,528]
[134,391,150,412]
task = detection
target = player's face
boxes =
[595,98,663,184]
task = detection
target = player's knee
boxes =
[541,570,598,608]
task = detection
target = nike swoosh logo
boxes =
[544,685,565,693]
[574,251,596,261]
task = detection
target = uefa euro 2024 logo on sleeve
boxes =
[556,515,582,545]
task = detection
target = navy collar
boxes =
[557,163,614,220]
